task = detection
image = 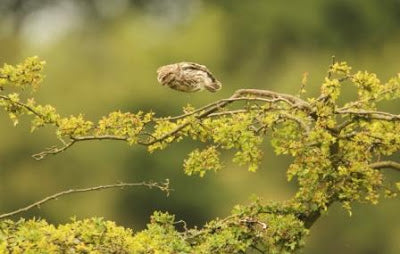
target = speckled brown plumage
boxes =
[157,62,222,93]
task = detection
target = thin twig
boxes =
[0,94,46,120]
[173,219,189,232]
[32,135,150,160]
[336,109,400,121]
[278,112,311,134]
[239,217,268,229]
[335,119,353,132]
[208,109,248,117]
[0,180,170,220]
[32,140,76,160]
[327,55,335,79]
[338,86,399,112]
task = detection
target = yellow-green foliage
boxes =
[184,146,222,177]
[0,218,135,253]
[0,209,308,254]
[0,57,399,253]
[0,56,45,91]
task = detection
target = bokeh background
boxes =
[1,1,399,253]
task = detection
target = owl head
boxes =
[156,64,178,85]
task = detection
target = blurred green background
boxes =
[0,1,399,253]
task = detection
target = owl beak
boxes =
[161,76,167,85]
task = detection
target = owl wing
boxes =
[181,62,218,83]
[180,62,222,92]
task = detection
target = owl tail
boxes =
[205,81,222,92]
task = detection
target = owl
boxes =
[156,62,222,92]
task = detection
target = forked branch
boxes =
[29,89,312,159]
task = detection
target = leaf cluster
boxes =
[0,205,308,254]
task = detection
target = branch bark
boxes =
[369,161,400,171]
[146,89,311,146]
[30,88,312,160]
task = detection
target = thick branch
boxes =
[155,97,268,122]
[0,180,170,220]
[301,210,323,229]
[147,89,311,146]
[234,89,311,111]
[299,160,400,228]
[369,161,400,171]
[159,92,310,122]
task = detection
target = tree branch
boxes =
[32,140,76,160]
[369,161,400,171]
[300,160,400,227]
[31,135,154,160]
[234,89,311,111]
[278,112,311,134]
[156,89,312,121]
[338,86,400,112]
[0,94,48,120]
[147,89,312,146]
[0,180,170,220]
[2,88,313,160]
[336,109,400,121]
[207,109,248,117]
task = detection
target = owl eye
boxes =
[161,74,169,82]
[182,66,197,71]
[159,73,174,84]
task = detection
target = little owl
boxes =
[157,62,222,93]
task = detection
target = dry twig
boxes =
[0,180,170,220]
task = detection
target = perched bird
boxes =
[156,62,222,92]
